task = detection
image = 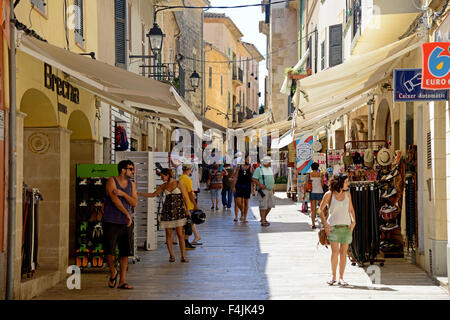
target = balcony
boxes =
[146,62,184,97]
[232,67,243,86]
[350,0,420,55]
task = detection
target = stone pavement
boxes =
[34,189,449,300]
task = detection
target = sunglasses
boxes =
[126,167,135,173]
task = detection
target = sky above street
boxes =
[208,0,268,107]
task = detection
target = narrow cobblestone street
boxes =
[34,189,450,300]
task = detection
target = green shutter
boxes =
[329,24,343,67]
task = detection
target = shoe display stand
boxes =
[21,184,43,279]
[75,164,118,271]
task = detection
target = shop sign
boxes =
[312,153,326,171]
[421,43,450,90]
[44,63,80,104]
[394,69,448,101]
[76,164,119,178]
[294,134,313,174]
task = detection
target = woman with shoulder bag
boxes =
[319,173,356,287]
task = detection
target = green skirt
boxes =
[327,225,352,244]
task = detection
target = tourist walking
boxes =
[319,173,356,286]
[179,163,202,247]
[221,163,234,210]
[252,156,275,227]
[138,168,191,263]
[232,156,254,222]
[306,162,325,229]
[207,164,228,210]
[104,160,138,290]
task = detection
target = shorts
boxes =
[258,189,275,210]
[235,184,251,199]
[210,188,221,199]
[103,222,133,257]
[310,193,324,201]
[327,225,352,244]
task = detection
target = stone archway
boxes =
[375,99,392,143]
[20,89,71,273]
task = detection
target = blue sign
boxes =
[394,69,448,101]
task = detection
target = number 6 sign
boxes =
[422,42,450,90]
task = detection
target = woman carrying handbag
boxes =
[319,173,356,287]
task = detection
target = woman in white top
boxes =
[319,174,356,286]
[305,162,325,229]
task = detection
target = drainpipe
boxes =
[6,0,17,300]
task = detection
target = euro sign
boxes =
[428,46,450,78]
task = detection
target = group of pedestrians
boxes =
[103,157,357,290]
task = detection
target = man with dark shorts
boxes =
[104,160,138,289]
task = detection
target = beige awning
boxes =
[295,34,422,114]
[16,32,202,136]
[234,112,272,130]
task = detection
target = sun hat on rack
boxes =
[312,140,322,152]
[364,149,374,168]
[376,147,393,166]
[343,151,353,165]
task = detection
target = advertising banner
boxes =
[294,134,313,174]
[394,69,448,101]
[312,153,327,171]
[421,42,450,90]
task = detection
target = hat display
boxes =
[262,156,272,163]
[343,151,353,165]
[312,140,322,152]
[364,149,374,168]
[352,152,362,164]
[376,147,393,166]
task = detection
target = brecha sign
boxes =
[44,63,80,104]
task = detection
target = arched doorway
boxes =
[375,99,392,144]
[67,110,94,262]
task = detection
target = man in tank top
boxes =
[104,160,138,290]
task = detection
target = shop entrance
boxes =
[68,110,94,262]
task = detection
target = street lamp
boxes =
[147,22,164,53]
[190,70,200,89]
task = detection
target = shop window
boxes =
[74,0,85,47]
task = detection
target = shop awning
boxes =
[16,33,202,136]
[233,112,272,130]
[294,34,422,114]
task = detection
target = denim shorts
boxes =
[310,193,323,201]
[210,188,221,199]
[327,225,352,244]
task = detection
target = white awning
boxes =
[234,112,272,130]
[295,34,422,113]
[16,32,202,137]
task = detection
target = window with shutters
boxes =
[31,0,47,16]
[209,67,212,88]
[115,0,127,69]
[74,0,85,47]
[427,132,432,169]
[329,24,342,67]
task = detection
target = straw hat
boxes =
[312,140,322,152]
[262,156,272,163]
[364,149,374,168]
[376,147,393,166]
[343,151,353,165]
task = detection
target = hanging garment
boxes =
[115,126,129,151]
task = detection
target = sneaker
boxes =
[379,205,398,214]
[185,242,196,250]
[382,188,397,198]
[381,169,399,181]
[381,223,399,231]
[79,200,87,207]
[79,179,88,186]
[94,179,103,186]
